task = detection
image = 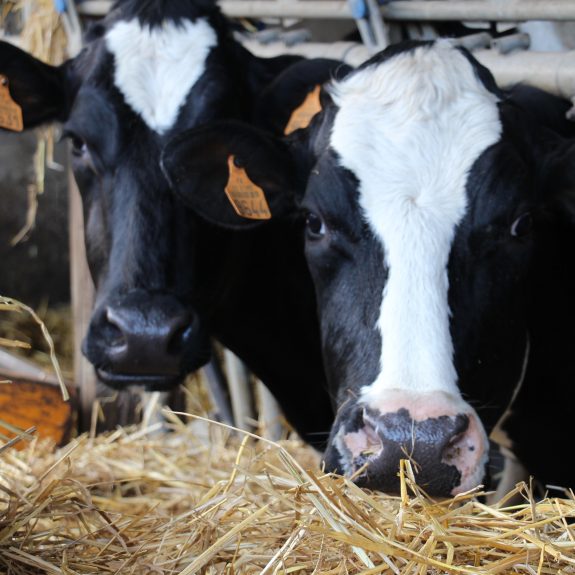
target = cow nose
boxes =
[83,291,211,387]
[104,304,193,374]
[331,404,488,497]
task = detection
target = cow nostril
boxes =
[166,310,197,355]
[442,431,467,465]
[441,419,479,471]
[103,309,127,350]
[340,413,383,467]
[356,422,383,467]
[167,323,193,355]
[361,410,383,451]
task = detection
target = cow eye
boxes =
[305,211,326,239]
[510,212,533,238]
[63,129,88,159]
[70,135,88,157]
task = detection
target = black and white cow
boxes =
[0,0,343,443]
[162,40,575,496]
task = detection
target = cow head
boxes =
[0,0,300,390]
[161,40,575,496]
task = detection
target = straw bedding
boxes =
[2,412,575,575]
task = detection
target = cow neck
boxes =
[193,215,333,443]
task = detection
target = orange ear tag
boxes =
[284,85,322,135]
[224,155,272,220]
[0,75,23,132]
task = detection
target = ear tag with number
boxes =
[0,75,23,132]
[224,155,272,220]
[284,85,322,135]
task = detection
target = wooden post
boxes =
[68,165,97,432]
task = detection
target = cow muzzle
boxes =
[324,391,489,497]
[82,290,211,390]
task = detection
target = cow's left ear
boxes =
[161,120,305,230]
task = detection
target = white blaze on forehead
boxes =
[105,18,217,134]
[329,42,502,403]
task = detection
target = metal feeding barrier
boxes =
[77,0,575,21]
[75,1,575,100]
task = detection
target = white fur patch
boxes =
[329,41,502,404]
[105,18,217,134]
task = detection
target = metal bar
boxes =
[241,39,371,65]
[382,1,575,22]
[365,0,389,49]
[451,31,492,51]
[255,380,284,441]
[202,354,234,425]
[355,17,377,53]
[75,1,111,16]
[491,32,531,54]
[78,0,349,18]
[77,0,575,21]
[222,0,575,22]
[475,48,575,97]
[223,349,256,431]
[244,38,575,98]
[60,0,83,57]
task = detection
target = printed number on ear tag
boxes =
[225,155,272,220]
[284,85,322,135]
[0,75,23,132]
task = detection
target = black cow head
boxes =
[0,0,302,390]
[161,40,575,496]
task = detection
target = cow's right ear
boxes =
[0,41,71,129]
[161,121,305,230]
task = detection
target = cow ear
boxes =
[254,57,351,135]
[161,121,303,230]
[0,41,70,130]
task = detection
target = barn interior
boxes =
[1,1,575,572]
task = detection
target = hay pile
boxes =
[2,413,575,575]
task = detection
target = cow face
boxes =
[304,43,511,496]
[162,40,575,495]
[0,0,293,389]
